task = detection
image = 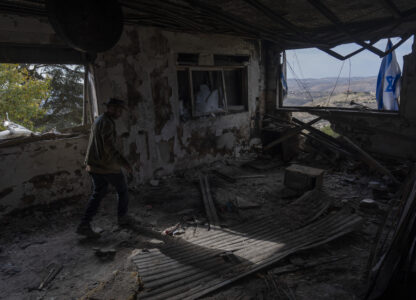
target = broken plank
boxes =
[199,174,220,229]
[366,171,416,299]
[199,174,213,229]
[272,255,348,275]
[38,264,63,290]
[299,132,348,157]
[264,117,322,150]
[340,136,399,184]
[204,175,220,228]
[292,117,340,145]
[268,114,351,156]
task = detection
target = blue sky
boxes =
[286,36,414,79]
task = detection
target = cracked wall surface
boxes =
[93,26,263,185]
[0,17,264,216]
[0,136,90,216]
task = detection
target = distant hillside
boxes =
[285,76,377,106]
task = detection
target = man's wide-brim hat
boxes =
[104,98,127,109]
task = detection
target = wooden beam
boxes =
[340,136,399,183]
[307,0,389,57]
[381,0,403,19]
[242,0,345,55]
[199,174,220,229]
[264,117,322,150]
[181,0,284,44]
[266,114,351,156]
[291,117,352,156]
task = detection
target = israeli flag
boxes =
[376,39,401,111]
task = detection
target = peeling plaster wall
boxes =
[0,136,90,216]
[0,14,93,217]
[94,26,263,184]
[0,16,263,215]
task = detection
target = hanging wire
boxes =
[345,58,351,103]
[293,50,306,80]
[293,50,312,101]
[325,60,345,106]
[286,59,315,103]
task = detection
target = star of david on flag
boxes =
[376,39,401,111]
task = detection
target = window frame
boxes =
[276,51,402,116]
[177,65,248,118]
[0,62,97,148]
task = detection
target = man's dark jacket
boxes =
[85,113,128,174]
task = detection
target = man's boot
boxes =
[76,222,101,238]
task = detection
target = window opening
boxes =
[192,70,226,116]
[280,36,414,111]
[178,65,247,119]
[0,63,86,138]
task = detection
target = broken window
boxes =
[278,36,414,112]
[192,70,226,116]
[177,66,248,119]
[0,63,91,139]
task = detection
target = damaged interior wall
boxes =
[0,136,90,216]
[0,14,265,216]
[93,26,264,185]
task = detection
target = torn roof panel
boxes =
[0,0,415,49]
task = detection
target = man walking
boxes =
[77,98,133,238]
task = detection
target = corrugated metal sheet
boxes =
[133,191,362,299]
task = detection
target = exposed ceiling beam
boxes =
[306,0,389,57]
[1,0,415,52]
[381,0,403,19]
[122,1,208,33]
[181,0,285,44]
[242,0,332,47]
[242,0,403,60]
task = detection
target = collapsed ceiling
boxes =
[1,0,416,55]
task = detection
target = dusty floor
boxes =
[0,154,401,300]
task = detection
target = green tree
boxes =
[32,64,84,131]
[0,63,50,131]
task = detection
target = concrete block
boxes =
[284,164,324,191]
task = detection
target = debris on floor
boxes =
[284,164,324,191]
[93,248,117,261]
[132,190,361,299]
[37,263,63,291]
[0,150,412,300]
[80,270,140,300]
